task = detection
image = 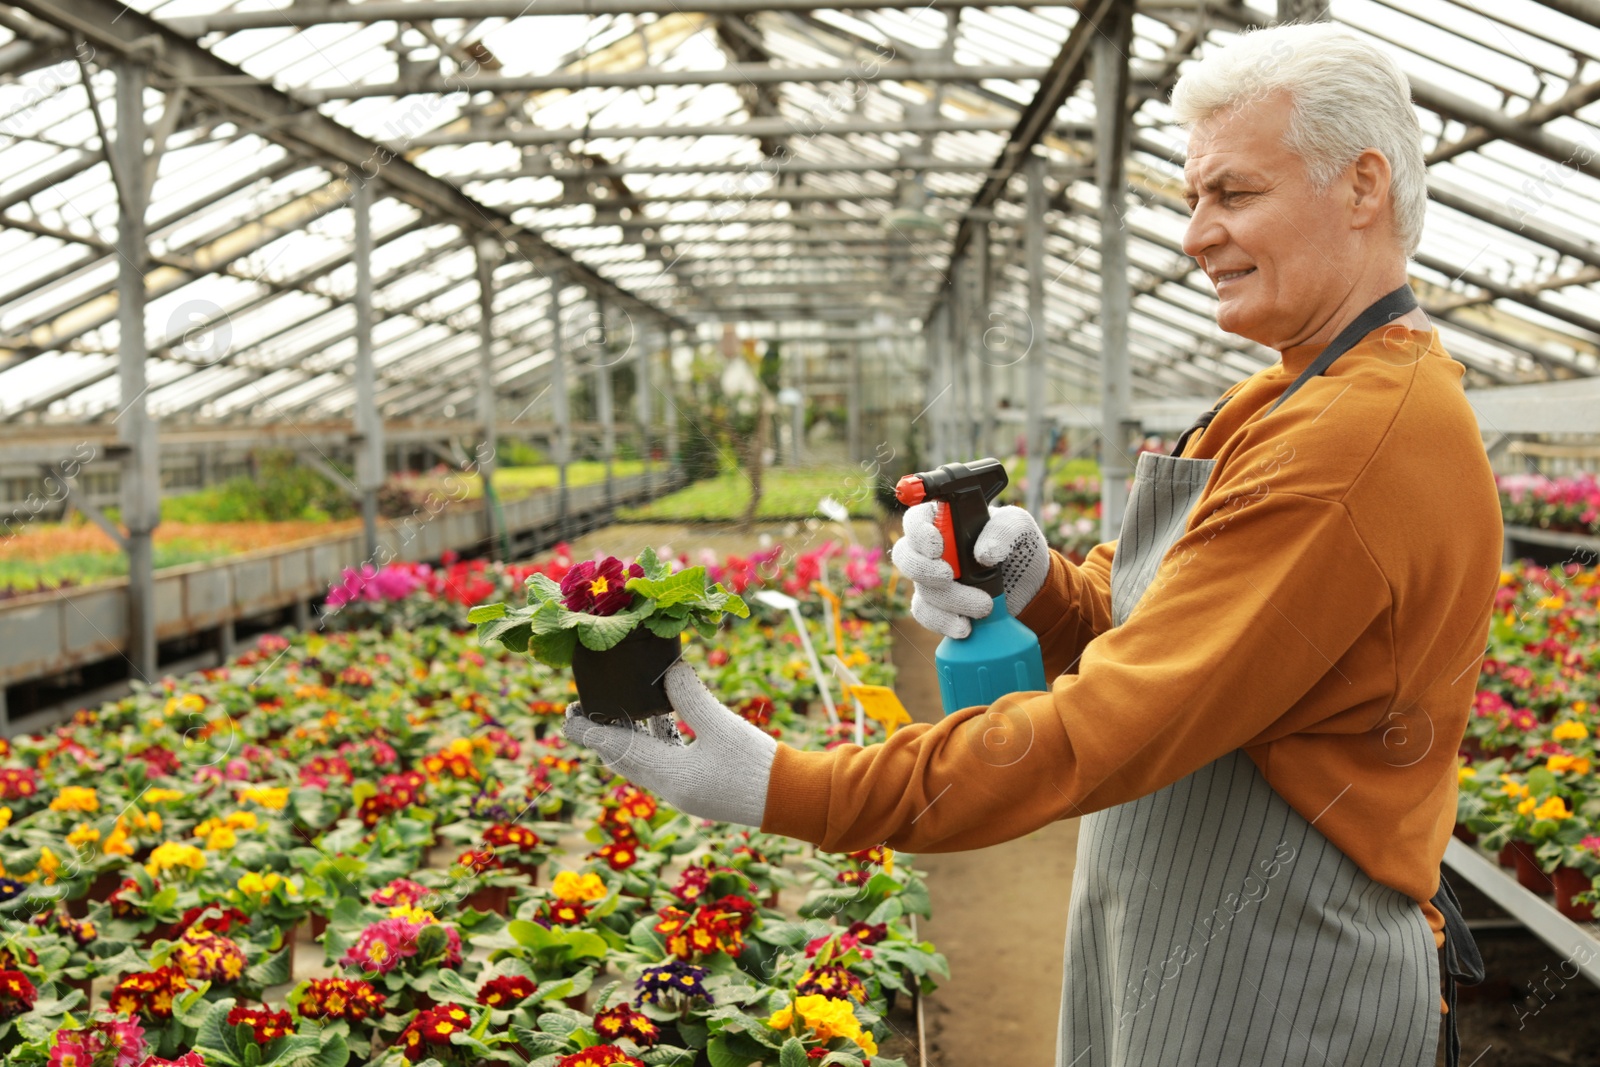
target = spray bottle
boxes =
[895,458,1048,715]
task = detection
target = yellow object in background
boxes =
[845,685,912,738]
[811,581,845,654]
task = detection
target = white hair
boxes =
[1170,23,1427,256]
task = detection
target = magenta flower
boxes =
[48,1039,92,1067]
[559,557,643,615]
[339,919,420,975]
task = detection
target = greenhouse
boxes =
[0,0,1598,1062]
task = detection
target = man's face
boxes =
[1181,91,1363,350]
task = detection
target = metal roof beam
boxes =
[299,61,1051,102]
[167,0,1081,34]
[406,116,1093,147]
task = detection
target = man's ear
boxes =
[1349,147,1393,232]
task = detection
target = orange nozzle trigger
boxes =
[935,501,960,579]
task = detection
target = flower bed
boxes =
[1455,562,1600,917]
[0,544,935,1066]
[1499,473,1600,537]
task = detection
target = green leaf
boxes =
[641,1046,695,1065]
[529,628,579,669]
[304,1033,350,1067]
[513,1027,569,1055]
[644,614,690,639]
[780,1038,808,1067]
[625,566,707,605]
[246,946,292,988]
[481,617,532,654]
[634,546,669,581]
[705,1034,757,1067]
[467,603,508,624]
[537,1012,581,1038]
[528,573,564,603]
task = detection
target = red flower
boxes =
[0,971,34,1017]
[592,1004,660,1047]
[557,1046,646,1067]
[560,557,643,615]
[477,974,538,1007]
[226,1004,294,1043]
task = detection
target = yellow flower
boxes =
[143,788,184,804]
[550,870,608,903]
[0,808,12,832]
[204,826,237,851]
[103,827,134,857]
[1538,596,1565,611]
[1499,775,1530,799]
[146,842,206,876]
[1553,721,1589,742]
[36,847,60,883]
[50,787,99,813]
[766,1006,794,1030]
[1457,764,1476,784]
[238,786,289,811]
[1535,796,1573,821]
[1518,796,1536,816]
[1577,702,1591,716]
[237,871,283,898]
[226,811,258,831]
[1548,754,1592,775]
[65,823,100,849]
[388,904,436,923]
[783,995,876,1055]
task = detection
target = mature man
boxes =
[566,22,1501,1067]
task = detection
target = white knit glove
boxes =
[890,503,1050,639]
[561,662,777,827]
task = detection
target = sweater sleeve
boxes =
[761,483,1391,853]
[1016,542,1117,678]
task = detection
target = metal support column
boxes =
[847,327,864,463]
[1024,152,1049,522]
[596,304,615,506]
[548,271,570,536]
[353,177,383,560]
[948,260,969,459]
[923,306,948,467]
[665,330,680,468]
[476,235,501,559]
[635,324,652,467]
[1094,4,1134,542]
[116,57,158,683]
[974,225,995,458]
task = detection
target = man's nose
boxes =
[1182,203,1219,261]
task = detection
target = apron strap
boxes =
[1264,283,1419,417]
[1173,396,1229,459]
[1431,865,1485,1067]
[1173,284,1420,456]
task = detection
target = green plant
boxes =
[470,548,748,669]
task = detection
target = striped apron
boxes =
[1057,286,1473,1067]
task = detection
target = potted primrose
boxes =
[470,548,748,725]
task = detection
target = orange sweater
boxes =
[762,326,1502,946]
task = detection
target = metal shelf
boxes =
[1443,838,1600,986]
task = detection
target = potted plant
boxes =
[471,549,749,725]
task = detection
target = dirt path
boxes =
[891,623,1078,1067]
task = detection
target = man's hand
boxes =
[891,503,1050,638]
[561,661,777,827]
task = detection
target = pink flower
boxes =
[1582,836,1600,855]
[103,1018,147,1067]
[49,1040,94,1067]
[340,919,420,975]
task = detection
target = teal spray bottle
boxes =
[894,458,1048,716]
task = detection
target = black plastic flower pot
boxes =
[570,628,682,725]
